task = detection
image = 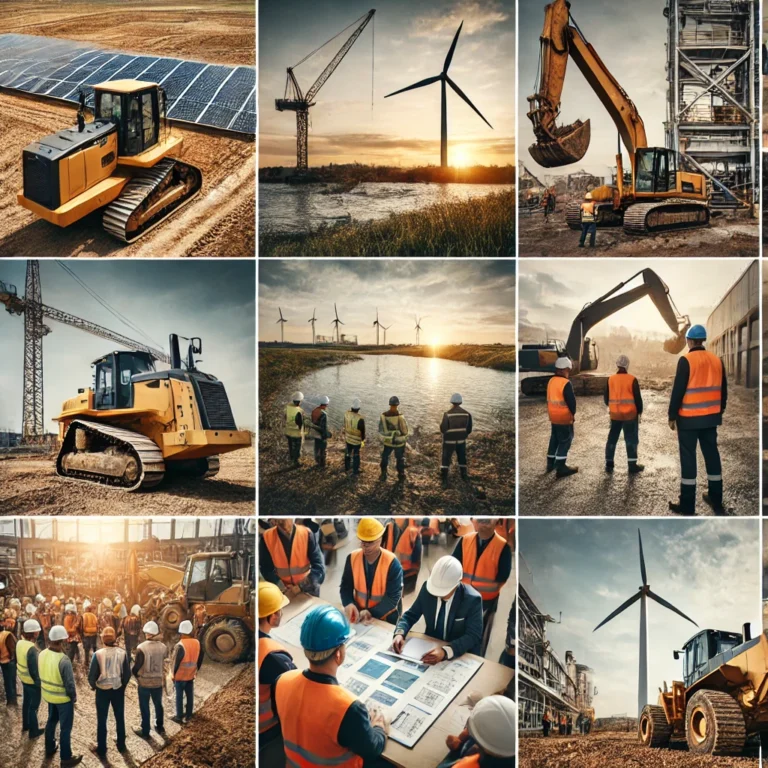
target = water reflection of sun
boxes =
[429,356,439,380]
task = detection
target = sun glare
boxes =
[453,150,469,168]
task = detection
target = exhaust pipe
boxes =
[169,334,181,369]
[743,622,752,642]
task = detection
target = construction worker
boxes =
[578,191,597,247]
[341,517,403,626]
[132,620,168,739]
[0,613,17,704]
[258,582,295,747]
[273,605,389,764]
[260,517,325,597]
[605,354,645,474]
[40,625,81,766]
[546,357,578,477]
[39,601,52,650]
[668,324,728,515]
[542,711,551,737]
[393,555,483,662]
[284,391,305,468]
[382,517,422,588]
[343,397,365,475]
[310,395,332,468]
[99,598,116,633]
[88,626,130,757]
[449,695,517,767]
[440,392,473,486]
[123,606,141,660]
[81,601,98,669]
[172,620,203,724]
[17,618,43,738]
[62,604,81,664]
[379,395,409,482]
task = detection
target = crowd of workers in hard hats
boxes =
[0,593,205,766]
[546,324,729,514]
[284,391,474,487]
[259,517,517,766]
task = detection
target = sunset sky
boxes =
[259,0,514,168]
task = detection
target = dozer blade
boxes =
[529,119,591,168]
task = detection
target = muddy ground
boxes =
[519,385,759,516]
[0,446,255,515]
[518,205,758,258]
[519,732,758,767]
[0,1,254,258]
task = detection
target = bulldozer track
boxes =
[639,705,673,748]
[56,419,165,492]
[685,689,747,756]
[623,199,709,235]
[204,456,221,478]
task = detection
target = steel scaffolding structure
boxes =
[21,261,45,440]
[664,0,758,211]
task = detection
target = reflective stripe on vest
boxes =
[39,650,70,704]
[351,548,396,617]
[679,351,723,418]
[275,669,362,768]
[285,404,304,438]
[442,408,470,445]
[0,631,11,664]
[174,637,201,682]
[258,636,290,734]
[136,641,166,688]
[379,413,407,447]
[264,525,311,586]
[344,411,363,446]
[608,373,637,421]
[95,646,126,690]
[382,523,419,578]
[16,639,35,685]
[547,376,574,425]
[461,532,507,601]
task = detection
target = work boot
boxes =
[628,463,645,474]
[170,715,184,725]
[132,728,150,739]
[379,470,387,482]
[668,501,695,516]
[556,465,578,478]
[546,459,555,473]
[61,757,83,767]
[441,469,449,489]
[703,493,729,515]
[460,468,469,482]
[29,729,43,739]
[605,461,614,474]
[578,243,584,248]
[89,745,107,758]
[397,472,406,483]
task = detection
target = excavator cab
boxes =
[94,81,162,158]
[635,149,678,194]
[93,351,157,410]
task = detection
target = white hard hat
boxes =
[178,620,193,635]
[554,357,573,370]
[143,621,160,636]
[65,604,75,613]
[83,600,91,609]
[351,398,361,410]
[467,695,517,757]
[450,393,463,405]
[292,391,304,402]
[319,395,330,405]
[25,604,35,615]
[102,598,112,609]
[616,354,630,369]
[35,594,44,603]
[131,605,141,616]
[426,556,463,598]
[24,619,41,633]
[49,625,68,642]
[115,597,122,604]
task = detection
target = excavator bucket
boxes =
[529,119,591,168]
[663,330,688,355]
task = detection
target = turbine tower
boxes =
[331,303,344,344]
[414,315,426,345]
[381,323,392,345]
[308,308,317,345]
[276,307,287,344]
[373,307,380,346]
[593,530,697,717]
[385,21,493,168]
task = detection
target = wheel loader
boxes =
[53,334,251,491]
[17,81,202,243]
[639,623,768,756]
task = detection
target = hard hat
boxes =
[467,695,517,757]
[351,398,361,410]
[101,626,116,642]
[426,556,463,598]
[292,391,304,403]
[35,594,44,603]
[554,357,573,370]
[319,395,330,406]
[115,597,122,604]
[686,324,707,340]
[49,625,68,642]
[65,604,75,613]
[83,600,91,610]
[258,582,290,618]
[102,598,112,609]
[450,393,463,404]
[179,620,193,635]
[389,396,400,406]
[357,517,385,542]
[143,621,160,636]
[616,354,630,369]
[585,192,593,200]
[300,605,353,652]
[25,604,35,615]
[131,605,141,616]
[23,619,41,633]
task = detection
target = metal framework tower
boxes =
[22,261,45,440]
[665,0,758,212]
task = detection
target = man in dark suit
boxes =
[391,555,483,663]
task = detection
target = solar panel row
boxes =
[0,33,255,134]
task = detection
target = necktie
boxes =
[436,598,446,640]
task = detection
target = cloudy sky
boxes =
[259,0,514,167]
[0,261,255,433]
[519,259,753,341]
[258,260,515,345]
[520,519,760,718]
[519,0,668,177]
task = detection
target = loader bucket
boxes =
[663,331,688,355]
[529,119,591,168]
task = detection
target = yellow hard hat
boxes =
[258,582,290,619]
[585,192,593,200]
[357,517,385,542]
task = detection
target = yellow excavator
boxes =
[528,0,710,234]
[17,81,202,243]
[53,334,251,491]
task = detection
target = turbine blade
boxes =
[443,21,464,73]
[446,75,493,129]
[647,589,698,627]
[385,74,441,99]
[593,591,642,632]
[638,530,647,587]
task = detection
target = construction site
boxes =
[0,1,255,258]
[0,516,256,768]
[518,0,759,258]
[518,259,759,516]
[0,260,255,515]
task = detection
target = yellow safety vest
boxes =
[39,649,71,704]
[580,202,596,222]
[284,404,304,438]
[16,639,35,685]
[344,411,363,446]
[379,413,408,448]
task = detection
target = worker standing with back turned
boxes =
[260,518,325,598]
[440,393,473,487]
[546,357,578,477]
[668,324,728,515]
[284,391,305,469]
[310,395,332,468]
[171,620,203,724]
[343,398,365,476]
[578,191,597,248]
[604,354,645,474]
[379,395,409,482]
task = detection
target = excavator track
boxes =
[56,419,165,492]
[623,199,709,235]
[565,201,623,230]
[102,158,202,243]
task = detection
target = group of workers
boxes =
[0,593,205,766]
[284,391,474,486]
[545,323,728,514]
[259,516,516,766]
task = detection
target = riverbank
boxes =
[364,344,515,371]
[259,348,363,399]
[259,190,515,257]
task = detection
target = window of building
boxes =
[0,520,17,537]
[57,520,77,542]
[198,519,216,538]
[152,520,172,541]
[35,520,53,540]
[175,519,198,539]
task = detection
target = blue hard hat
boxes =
[300,605,353,652]
[686,324,707,340]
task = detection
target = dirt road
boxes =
[0,446,255,515]
[519,386,759,516]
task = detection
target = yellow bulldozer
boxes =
[17,80,201,242]
[639,623,768,756]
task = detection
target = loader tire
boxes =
[639,704,673,748]
[685,689,746,756]
[203,619,250,663]
[159,602,186,633]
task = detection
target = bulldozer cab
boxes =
[94,81,161,158]
[183,553,241,604]
[93,351,156,410]
[678,628,746,688]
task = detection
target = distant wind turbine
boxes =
[414,315,427,346]
[276,307,287,344]
[331,303,344,344]
[381,323,392,345]
[373,308,380,346]
[308,308,317,345]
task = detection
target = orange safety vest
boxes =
[63,614,80,640]
[453,756,481,768]
[547,376,574,425]
[0,631,11,664]
[461,532,507,602]
[608,373,638,421]
[82,612,98,637]
[275,669,362,768]
[174,637,201,682]
[263,525,311,586]
[351,548,396,618]
[258,636,290,735]
[679,351,723,418]
[383,522,420,578]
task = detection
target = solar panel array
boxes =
[0,34,256,134]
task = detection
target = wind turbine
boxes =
[385,21,493,168]
[593,530,697,718]
[381,323,392,345]
[331,303,344,344]
[308,308,317,345]
[373,308,380,346]
[414,315,427,345]
[276,307,287,344]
